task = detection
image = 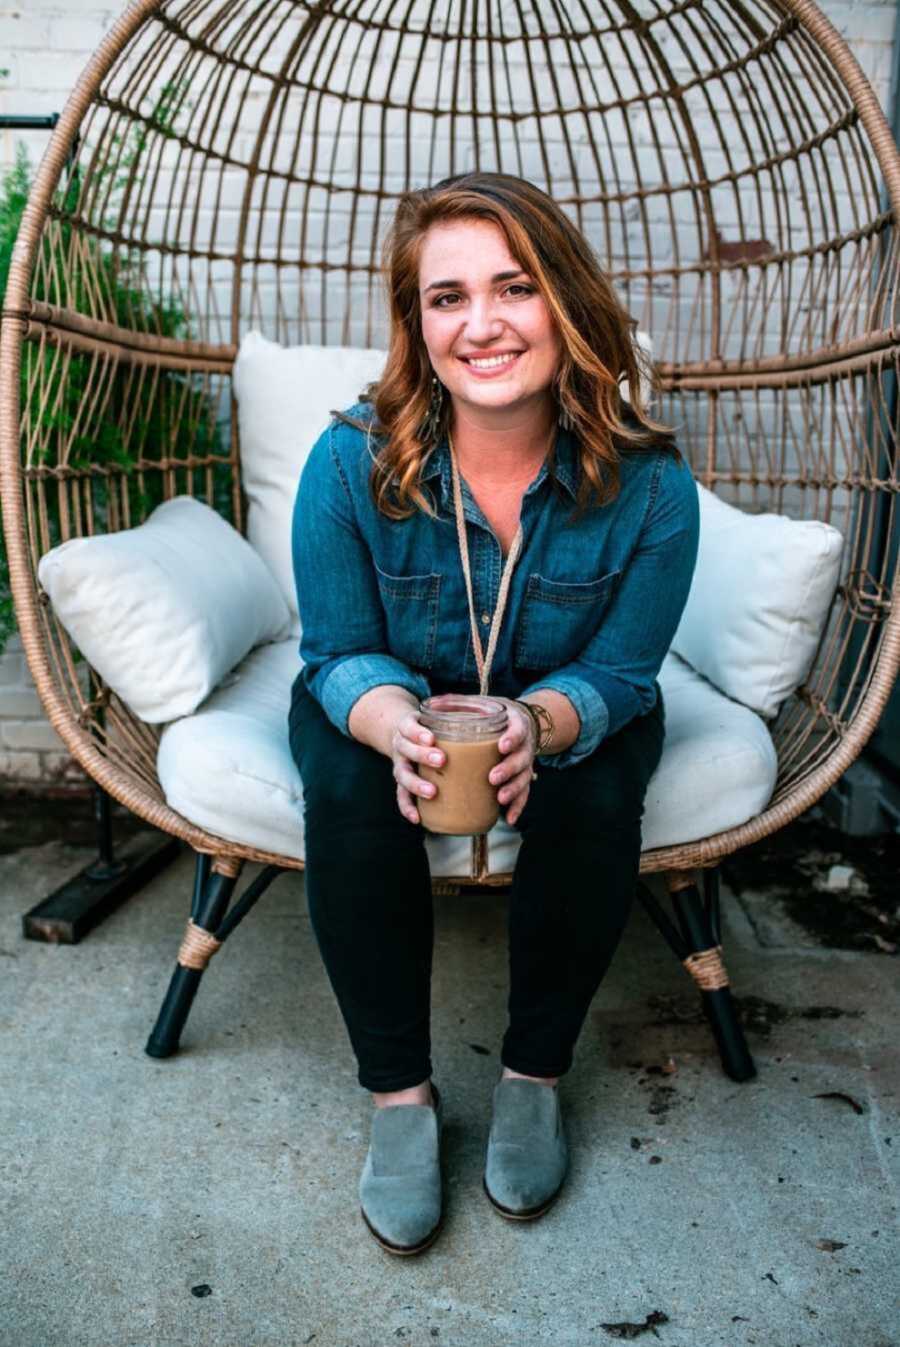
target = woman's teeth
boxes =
[464,353,519,369]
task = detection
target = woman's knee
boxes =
[301,754,402,832]
[527,750,651,836]
[290,694,400,829]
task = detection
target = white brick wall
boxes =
[0,0,896,782]
[0,636,84,785]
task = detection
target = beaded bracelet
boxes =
[514,698,554,755]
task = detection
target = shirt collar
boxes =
[420,422,580,504]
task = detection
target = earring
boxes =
[556,387,574,432]
[419,374,445,445]
[553,371,574,432]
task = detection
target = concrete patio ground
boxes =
[0,820,897,1347]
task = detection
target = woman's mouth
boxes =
[457,351,523,377]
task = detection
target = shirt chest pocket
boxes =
[514,570,621,670]
[374,563,442,670]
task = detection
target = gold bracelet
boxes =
[515,699,554,754]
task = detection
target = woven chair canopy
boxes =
[1,0,899,877]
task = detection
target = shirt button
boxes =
[481,612,491,625]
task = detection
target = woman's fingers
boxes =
[506,779,533,826]
[497,702,531,754]
[496,764,536,803]
[397,762,439,799]
[392,713,442,824]
[490,748,533,790]
[390,716,443,803]
[397,783,420,825]
[396,717,446,770]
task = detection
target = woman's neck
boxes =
[449,401,557,490]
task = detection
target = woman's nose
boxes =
[463,297,504,342]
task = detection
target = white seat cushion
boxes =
[157,646,777,870]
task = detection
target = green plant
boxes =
[0,144,32,652]
[0,86,230,659]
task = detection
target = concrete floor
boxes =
[0,833,897,1347]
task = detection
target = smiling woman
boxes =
[366,172,673,524]
[288,170,699,1254]
[418,219,562,491]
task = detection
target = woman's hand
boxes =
[489,699,538,826]
[391,708,446,825]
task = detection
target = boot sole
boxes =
[482,1175,563,1221]
[360,1206,443,1255]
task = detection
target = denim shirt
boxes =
[291,401,699,768]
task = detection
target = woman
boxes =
[288,172,699,1255]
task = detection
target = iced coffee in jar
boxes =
[417,694,509,835]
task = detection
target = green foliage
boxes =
[0,84,229,657]
[0,145,32,651]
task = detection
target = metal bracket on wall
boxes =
[0,113,79,168]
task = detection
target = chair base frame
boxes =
[635,869,756,1082]
[145,852,756,1083]
[145,857,283,1058]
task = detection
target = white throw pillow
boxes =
[671,484,843,720]
[38,496,292,724]
[232,328,655,634]
[233,331,388,632]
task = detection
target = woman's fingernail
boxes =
[429,752,442,764]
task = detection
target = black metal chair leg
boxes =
[145,855,242,1059]
[636,869,756,1083]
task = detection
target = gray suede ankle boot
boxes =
[359,1083,443,1254]
[484,1078,568,1220]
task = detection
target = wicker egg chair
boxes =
[2,0,899,1083]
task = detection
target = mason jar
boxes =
[416,694,509,835]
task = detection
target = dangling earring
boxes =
[556,381,574,432]
[419,374,445,445]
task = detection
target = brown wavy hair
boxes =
[345,171,678,522]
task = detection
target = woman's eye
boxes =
[432,285,533,308]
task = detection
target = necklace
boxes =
[448,428,527,697]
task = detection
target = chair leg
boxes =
[636,868,756,1083]
[145,854,242,1059]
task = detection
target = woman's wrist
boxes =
[514,698,554,754]
[347,684,422,757]
[515,690,581,758]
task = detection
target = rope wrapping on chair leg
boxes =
[177,918,222,970]
[682,944,730,991]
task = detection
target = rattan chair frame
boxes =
[1,0,898,1073]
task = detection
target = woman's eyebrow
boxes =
[423,269,529,293]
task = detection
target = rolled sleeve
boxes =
[518,672,610,769]
[292,421,430,739]
[520,453,699,769]
[319,654,431,738]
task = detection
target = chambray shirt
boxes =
[291,401,699,768]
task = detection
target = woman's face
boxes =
[417,218,562,424]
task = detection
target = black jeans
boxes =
[288,677,665,1092]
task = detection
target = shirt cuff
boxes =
[319,654,431,737]
[519,673,610,769]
